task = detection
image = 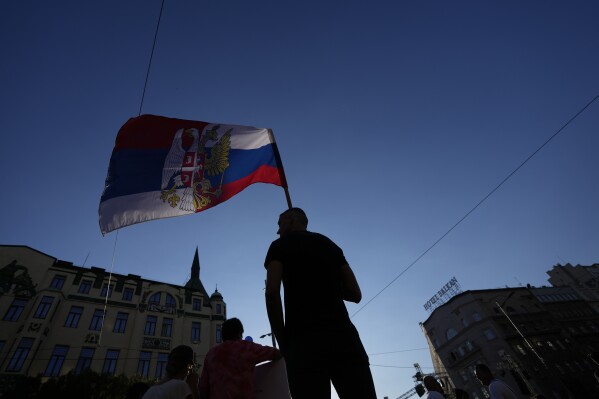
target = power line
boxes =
[370,364,435,369]
[351,93,599,318]
[368,348,429,356]
[138,0,165,116]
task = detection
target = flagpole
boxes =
[268,129,292,209]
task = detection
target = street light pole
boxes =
[495,301,545,367]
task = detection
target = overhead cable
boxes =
[351,93,599,318]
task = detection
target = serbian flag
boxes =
[99,114,288,235]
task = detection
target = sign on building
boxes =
[423,276,462,313]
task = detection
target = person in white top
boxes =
[142,345,200,399]
[423,375,445,399]
[475,364,518,399]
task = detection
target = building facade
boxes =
[547,263,599,314]
[0,245,226,381]
[421,285,599,399]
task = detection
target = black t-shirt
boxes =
[264,231,353,334]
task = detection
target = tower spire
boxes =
[191,246,200,279]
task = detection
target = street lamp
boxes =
[260,332,277,348]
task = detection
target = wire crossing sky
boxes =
[2,2,598,398]
[351,93,599,319]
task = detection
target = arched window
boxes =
[165,293,176,308]
[446,328,458,341]
[149,292,161,305]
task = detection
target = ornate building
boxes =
[0,245,226,380]
[421,284,599,398]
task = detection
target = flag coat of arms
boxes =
[99,114,287,234]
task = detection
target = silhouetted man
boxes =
[423,376,445,399]
[264,208,377,399]
[475,364,518,399]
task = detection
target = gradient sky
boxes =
[1,1,598,397]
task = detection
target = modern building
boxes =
[421,284,599,399]
[0,245,226,381]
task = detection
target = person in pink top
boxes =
[199,318,282,399]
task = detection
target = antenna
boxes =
[514,277,523,287]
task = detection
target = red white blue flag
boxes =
[99,114,287,234]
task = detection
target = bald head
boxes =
[277,208,308,236]
[474,364,493,386]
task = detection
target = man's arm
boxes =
[250,342,283,364]
[265,260,286,351]
[341,263,362,303]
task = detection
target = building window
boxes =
[149,292,161,305]
[102,349,120,375]
[555,339,566,350]
[6,337,34,372]
[191,322,201,341]
[138,351,151,377]
[65,306,83,328]
[34,296,54,319]
[466,340,474,351]
[74,347,95,374]
[515,344,526,355]
[89,309,105,331]
[113,312,128,333]
[100,283,113,298]
[145,316,157,336]
[161,318,173,337]
[50,275,66,290]
[44,345,69,377]
[216,303,222,314]
[78,279,92,294]
[446,328,458,341]
[461,318,469,327]
[536,341,544,349]
[472,312,481,321]
[165,293,176,308]
[122,287,134,301]
[483,328,496,340]
[193,298,202,311]
[156,353,168,379]
[3,298,27,322]
[216,325,222,343]
[459,369,469,382]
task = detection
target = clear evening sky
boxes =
[1,1,598,397]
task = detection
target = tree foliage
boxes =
[0,371,154,399]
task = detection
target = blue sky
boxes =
[1,1,598,397]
